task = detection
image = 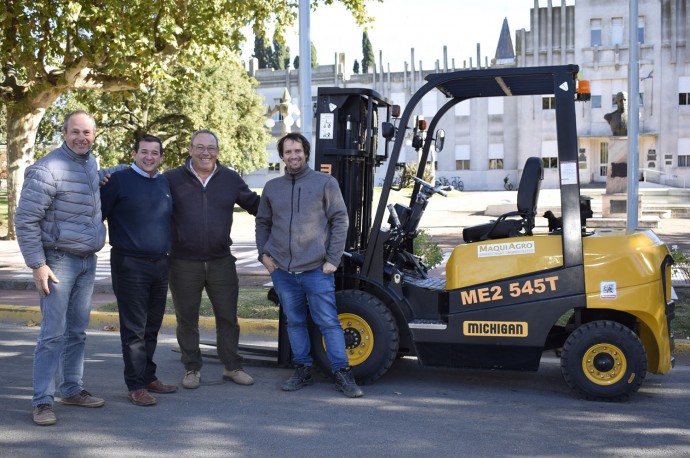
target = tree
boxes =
[253,36,270,69]
[290,41,318,70]
[353,59,360,74]
[362,31,375,73]
[272,38,289,70]
[38,58,270,173]
[311,42,319,68]
[1,0,374,239]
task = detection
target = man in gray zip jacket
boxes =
[15,111,108,426]
[255,132,363,398]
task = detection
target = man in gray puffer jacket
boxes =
[15,111,108,426]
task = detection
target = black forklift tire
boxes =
[310,290,399,385]
[560,320,647,401]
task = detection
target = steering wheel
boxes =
[411,175,448,197]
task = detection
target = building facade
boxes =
[245,0,690,191]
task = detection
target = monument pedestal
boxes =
[601,193,642,217]
[602,138,634,217]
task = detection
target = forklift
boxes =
[307,64,675,401]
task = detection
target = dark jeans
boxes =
[168,255,242,371]
[110,252,168,391]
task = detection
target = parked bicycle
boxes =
[450,176,464,191]
[503,175,514,191]
[434,176,450,188]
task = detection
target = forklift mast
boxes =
[313,88,394,267]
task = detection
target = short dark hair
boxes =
[277,132,310,160]
[134,134,164,155]
[62,110,96,133]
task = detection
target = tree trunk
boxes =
[5,95,59,240]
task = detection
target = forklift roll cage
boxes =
[362,65,585,286]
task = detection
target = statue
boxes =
[604,91,628,136]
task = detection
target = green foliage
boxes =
[361,31,374,73]
[293,55,300,69]
[311,42,318,68]
[253,36,270,68]
[353,59,360,74]
[400,163,433,188]
[1,0,376,239]
[272,35,290,70]
[70,59,270,172]
[414,229,444,270]
[671,245,689,264]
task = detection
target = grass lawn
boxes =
[98,288,280,320]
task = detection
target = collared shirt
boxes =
[190,162,217,188]
[131,162,159,178]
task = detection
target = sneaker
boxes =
[222,368,254,386]
[334,367,364,398]
[182,370,201,389]
[60,390,105,407]
[32,404,56,426]
[281,365,314,391]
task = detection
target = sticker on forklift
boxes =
[463,321,528,337]
[477,241,535,258]
[559,161,578,185]
[600,281,617,299]
[319,113,334,139]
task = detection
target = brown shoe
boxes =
[60,390,105,408]
[222,368,254,385]
[32,404,56,426]
[146,380,178,394]
[128,388,157,406]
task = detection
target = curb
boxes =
[3,304,689,352]
[0,305,279,337]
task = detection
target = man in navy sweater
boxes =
[101,134,177,406]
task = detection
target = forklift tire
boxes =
[311,290,399,385]
[560,320,647,401]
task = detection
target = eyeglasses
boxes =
[192,144,218,154]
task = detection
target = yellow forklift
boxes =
[310,65,675,401]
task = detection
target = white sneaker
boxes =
[222,369,254,385]
[182,370,201,389]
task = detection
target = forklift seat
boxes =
[462,157,544,243]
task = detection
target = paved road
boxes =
[1,322,689,457]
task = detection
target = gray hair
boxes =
[190,129,219,147]
[62,110,96,133]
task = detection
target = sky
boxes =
[241,0,575,72]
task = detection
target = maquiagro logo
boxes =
[477,241,536,258]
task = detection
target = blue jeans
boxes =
[271,268,348,373]
[33,249,96,407]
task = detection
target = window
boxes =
[455,160,470,170]
[612,17,624,46]
[600,142,609,177]
[542,96,556,110]
[268,162,281,172]
[638,17,645,44]
[542,157,558,169]
[679,155,690,167]
[591,95,602,108]
[489,159,504,170]
[680,94,690,105]
[590,19,602,47]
